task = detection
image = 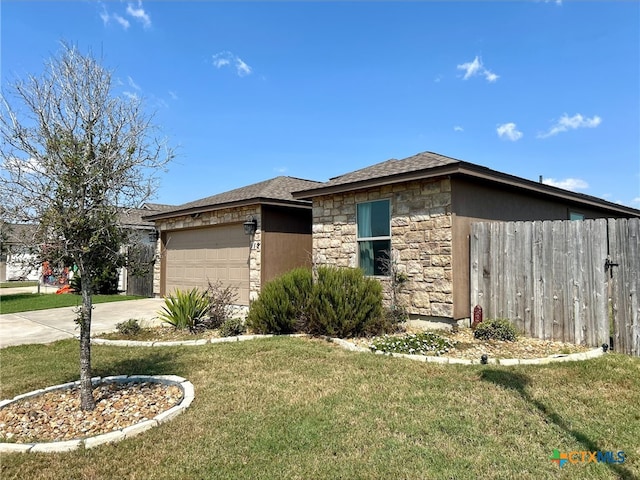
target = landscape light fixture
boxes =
[243,217,257,235]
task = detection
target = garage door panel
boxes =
[164,225,250,305]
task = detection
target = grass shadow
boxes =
[90,350,186,379]
[480,369,637,480]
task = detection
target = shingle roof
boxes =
[118,203,175,228]
[292,150,640,217]
[292,151,462,198]
[146,176,322,220]
[325,151,460,187]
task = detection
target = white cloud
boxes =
[213,58,230,68]
[496,122,523,141]
[168,91,178,100]
[538,113,602,138]
[632,197,640,205]
[126,1,151,29]
[542,178,589,191]
[99,5,130,30]
[123,91,139,101]
[235,58,253,77]
[101,2,151,30]
[212,51,253,77]
[458,56,482,80]
[99,7,110,25]
[458,56,481,80]
[274,167,288,173]
[127,76,141,90]
[213,51,233,68]
[5,157,45,175]
[484,71,499,83]
[457,56,499,82]
[453,126,464,132]
[113,14,130,29]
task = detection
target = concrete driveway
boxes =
[0,298,165,348]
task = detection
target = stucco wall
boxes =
[312,178,454,318]
[152,205,261,301]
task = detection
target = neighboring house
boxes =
[145,176,322,305]
[0,203,173,288]
[292,151,640,322]
[0,223,40,282]
[117,203,174,295]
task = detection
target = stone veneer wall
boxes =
[312,178,453,318]
[152,205,261,302]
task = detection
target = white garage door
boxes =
[164,225,250,305]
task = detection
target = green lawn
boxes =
[0,281,39,288]
[0,293,145,314]
[1,337,638,480]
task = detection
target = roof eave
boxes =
[292,164,463,199]
[144,197,312,222]
[293,161,640,217]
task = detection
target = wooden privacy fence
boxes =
[470,218,639,356]
[125,243,155,297]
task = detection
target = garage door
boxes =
[164,225,250,305]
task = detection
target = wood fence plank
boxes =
[628,218,640,356]
[469,217,638,355]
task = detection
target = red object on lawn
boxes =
[56,285,73,294]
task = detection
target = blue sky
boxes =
[2,1,639,208]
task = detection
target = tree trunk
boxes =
[79,269,96,410]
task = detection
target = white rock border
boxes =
[92,333,605,366]
[91,334,279,347]
[324,337,604,365]
[0,375,194,454]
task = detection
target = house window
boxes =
[569,212,585,221]
[357,199,391,276]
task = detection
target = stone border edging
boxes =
[323,336,604,365]
[90,333,310,347]
[93,333,604,366]
[0,375,194,454]
[91,334,277,347]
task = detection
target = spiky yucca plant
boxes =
[158,288,210,332]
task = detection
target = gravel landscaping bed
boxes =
[350,327,592,360]
[0,381,183,444]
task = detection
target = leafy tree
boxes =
[0,43,173,410]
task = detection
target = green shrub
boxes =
[70,264,120,295]
[158,288,210,332]
[307,267,383,338]
[473,318,517,342]
[219,318,246,337]
[246,268,312,334]
[361,307,406,337]
[115,318,141,336]
[370,332,456,356]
